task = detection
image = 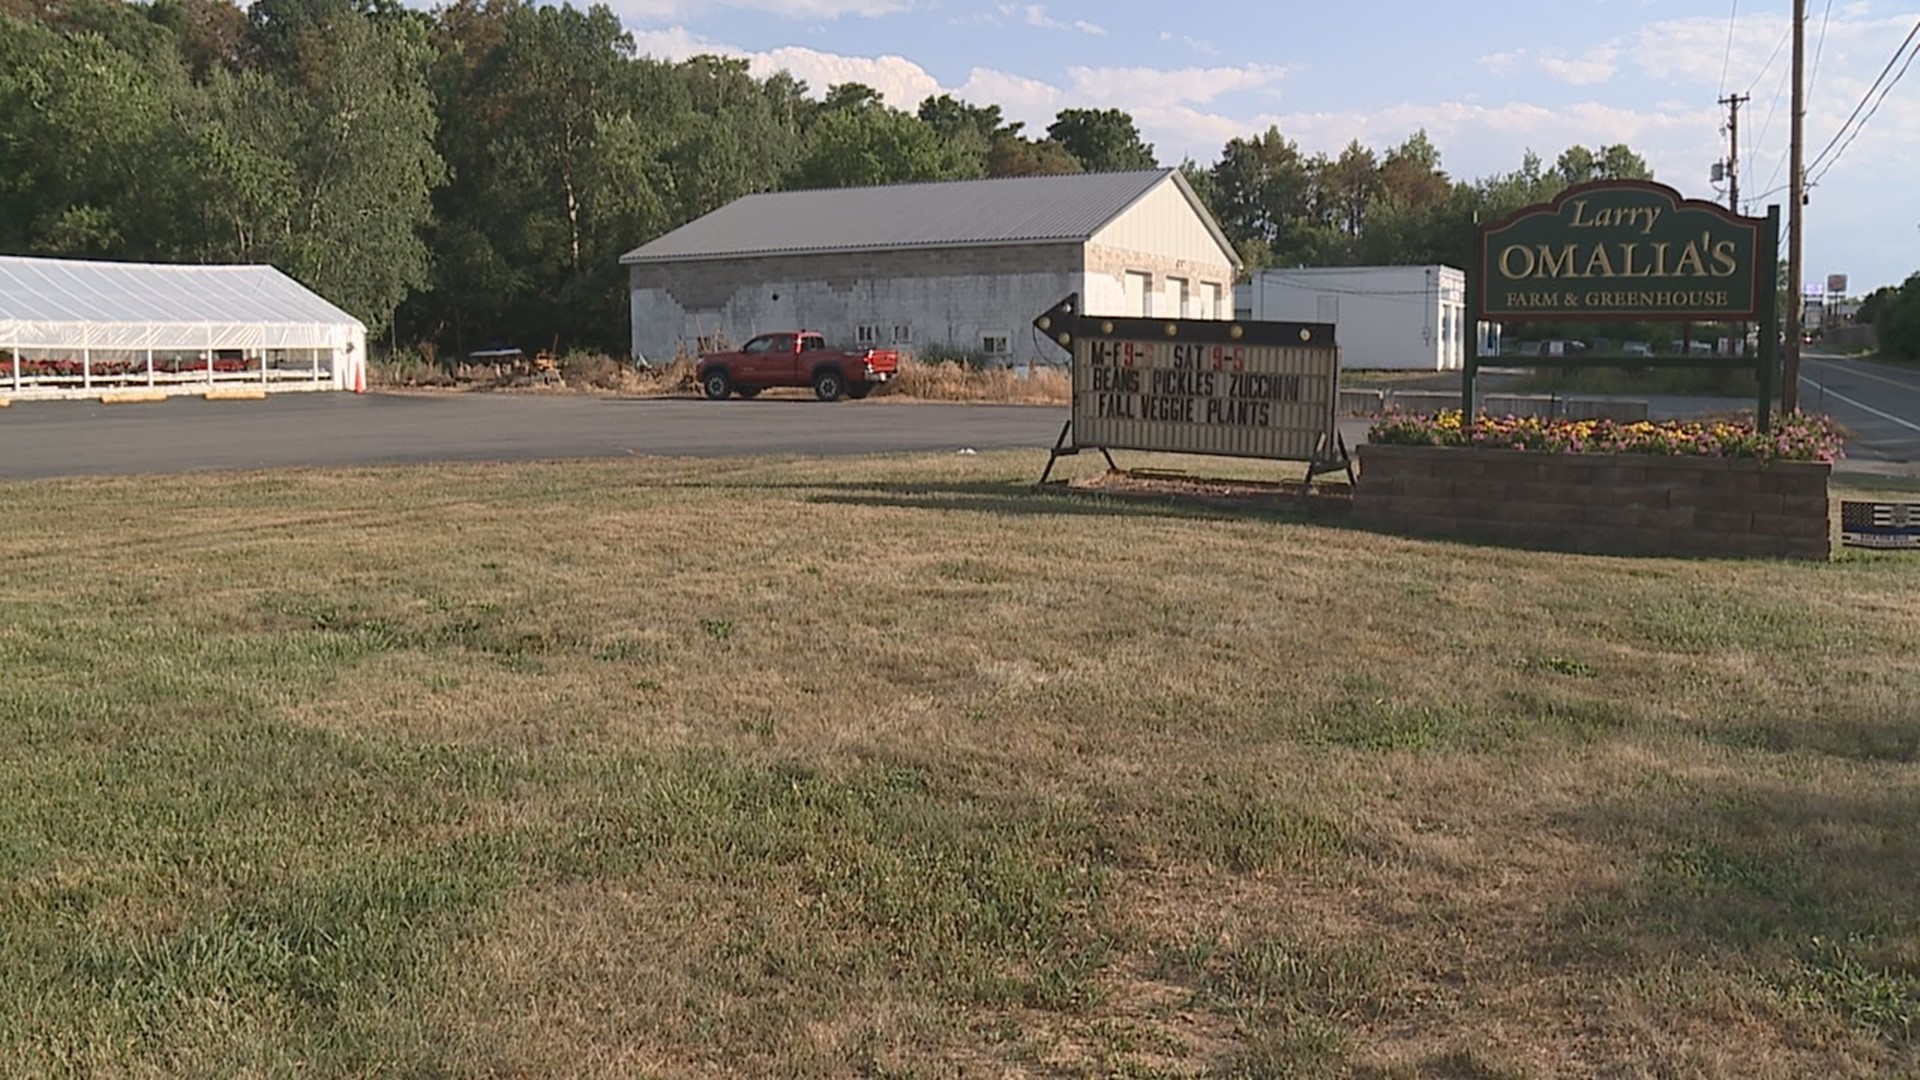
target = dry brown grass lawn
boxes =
[1,451,1917,1077]
[875,360,1070,404]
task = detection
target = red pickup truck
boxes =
[697,331,899,402]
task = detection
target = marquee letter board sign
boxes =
[1033,294,1341,464]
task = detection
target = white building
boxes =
[620,170,1241,365]
[1236,265,1469,371]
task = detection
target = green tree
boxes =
[1320,140,1381,240]
[1874,273,1920,360]
[985,129,1080,177]
[1046,107,1156,171]
[788,96,952,189]
[655,57,805,222]
[0,10,203,258]
[423,0,671,350]
[1207,125,1315,269]
[1376,130,1449,209]
[1554,143,1652,184]
[916,93,1002,178]
[186,0,442,334]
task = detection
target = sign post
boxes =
[1464,180,1781,430]
[1032,294,1347,489]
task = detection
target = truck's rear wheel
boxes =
[702,370,732,400]
[812,370,845,402]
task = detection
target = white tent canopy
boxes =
[0,255,366,393]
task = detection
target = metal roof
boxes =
[0,255,360,329]
[621,169,1235,265]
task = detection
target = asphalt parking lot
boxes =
[0,392,1080,480]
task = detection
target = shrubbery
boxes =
[1872,272,1920,361]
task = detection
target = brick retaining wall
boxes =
[1353,444,1834,560]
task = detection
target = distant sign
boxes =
[1827,273,1849,295]
[1841,501,1920,549]
[1476,179,1763,321]
[1033,295,1339,463]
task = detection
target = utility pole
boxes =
[1720,93,1748,211]
[1784,0,1807,413]
[1721,93,1749,367]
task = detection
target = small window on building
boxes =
[1168,277,1190,318]
[893,324,913,344]
[856,325,879,345]
[982,335,1010,356]
[1204,283,1224,320]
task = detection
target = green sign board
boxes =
[1476,180,1762,322]
[1462,178,1782,431]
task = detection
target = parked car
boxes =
[696,331,899,402]
[1621,341,1653,357]
[1534,339,1587,357]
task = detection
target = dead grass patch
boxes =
[874,359,1070,404]
[1,452,1918,1076]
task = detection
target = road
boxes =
[3,366,1907,480]
[1797,353,1920,468]
[0,392,1071,480]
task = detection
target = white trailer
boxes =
[1234,265,1469,371]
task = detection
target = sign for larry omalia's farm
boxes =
[1032,295,1339,462]
[1477,180,1763,321]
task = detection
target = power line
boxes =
[1745,22,1792,96]
[1806,17,1920,175]
[1719,0,1740,98]
[1806,0,1836,99]
[1809,30,1920,184]
[1747,43,1796,212]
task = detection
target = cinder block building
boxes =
[620,169,1241,365]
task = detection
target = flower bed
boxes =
[1368,410,1842,463]
[1354,411,1838,560]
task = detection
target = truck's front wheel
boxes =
[702,369,732,400]
[812,370,845,402]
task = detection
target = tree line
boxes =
[4,0,1665,356]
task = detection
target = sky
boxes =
[613,0,1920,295]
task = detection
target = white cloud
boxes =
[632,29,941,104]
[1476,46,1616,86]
[953,67,1063,116]
[1479,50,1524,77]
[1064,63,1290,106]
[976,4,1103,34]
[1158,31,1219,57]
[1538,46,1618,86]
[1019,4,1062,29]
[609,0,905,19]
